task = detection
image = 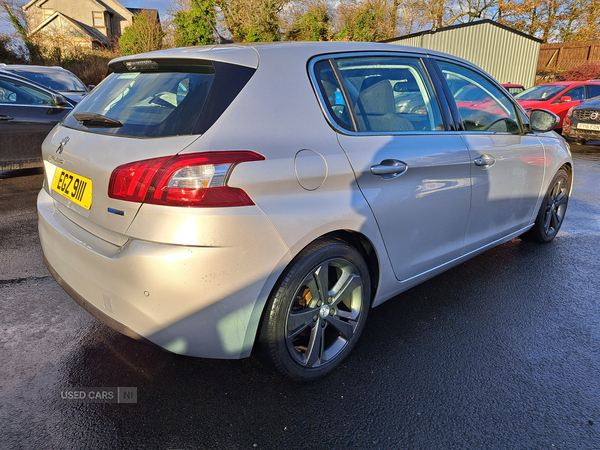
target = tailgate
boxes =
[42,125,199,243]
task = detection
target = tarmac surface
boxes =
[1,143,600,449]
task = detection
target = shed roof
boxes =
[382,19,542,44]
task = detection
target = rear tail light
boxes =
[565,106,574,119]
[108,151,264,207]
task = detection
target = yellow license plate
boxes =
[51,168,93,210]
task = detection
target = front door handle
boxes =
[0,115,13,121]
[474,154,496,167]
[370,159,408,179]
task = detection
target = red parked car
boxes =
[502,84,525,96]
[515,81,600,131]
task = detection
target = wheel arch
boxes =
[252,229,381,354]
[321,229,380,306]
[561,162,574,194]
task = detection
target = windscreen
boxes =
[63,69,213,138]
[515,85,564,101]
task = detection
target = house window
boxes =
[42,9,53,21]
[93,11,104,27]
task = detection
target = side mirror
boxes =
[559,96,572,103]
[88,85,95,91]
[52,94,69,107]
[529,109,560,132]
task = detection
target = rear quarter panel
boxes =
[176,45,398,304]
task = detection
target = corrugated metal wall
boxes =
[387,22,541,88]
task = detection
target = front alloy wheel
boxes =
[523,168,570,243]
[258,239,370,380]
[543,175,568,236]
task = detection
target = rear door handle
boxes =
[474,154,496,167]
[370,159,408,179]
[0,115,13,121]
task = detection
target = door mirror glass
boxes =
[529,109,559,132]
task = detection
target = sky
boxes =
[0,0,173,37]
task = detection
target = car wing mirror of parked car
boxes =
[559,96,572,103]
[52,94,69,107]
[529,109,560,132]
[88,85,95,91]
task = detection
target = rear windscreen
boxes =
[62,60,255,138]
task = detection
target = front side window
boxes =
[560,86,584,102]
[313,55,445,133]
[0,77,54,106]
[437,60,521,133]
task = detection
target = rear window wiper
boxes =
[73,112,123,128]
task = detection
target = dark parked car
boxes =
[0,64,89,103]
[563,96,600,144]
[0,72,74,170]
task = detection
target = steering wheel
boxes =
[483,117,515,132]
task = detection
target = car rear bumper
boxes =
[0,159,43,171]
[38,188,290,359]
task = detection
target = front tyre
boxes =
[522,168,570,243]
[258,239,371,381]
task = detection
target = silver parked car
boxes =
[38,42,572,380]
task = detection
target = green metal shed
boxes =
[382,20,542,89]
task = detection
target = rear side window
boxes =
[0,76,54,106]
[313,55,445,133]
[313,60,353,130]
[62,60,255,138]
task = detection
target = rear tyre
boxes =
[522,168,570,243]
[258,239,370,381]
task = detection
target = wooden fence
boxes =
[538,40,600,72]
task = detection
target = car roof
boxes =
[0,64,69,73]
[541,81,600,86]
[109,42,474,71]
